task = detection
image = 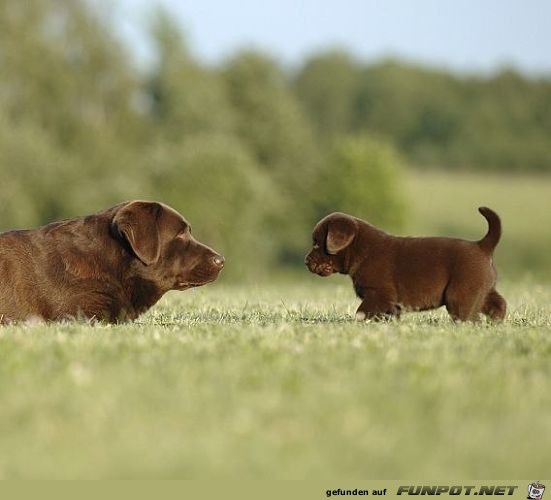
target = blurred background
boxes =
[1,0,550,281]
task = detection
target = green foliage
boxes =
[223,51,319,181]
[294,50,362,139]
[0,282,550,478]
[0,119,75,229]
[0,0,140,151]
[148,9,236,139]
[356,62,464,166]
[319,134,406,229]
[295,57,551,172]
[222,51,323,257]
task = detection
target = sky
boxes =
[112,0,551,74]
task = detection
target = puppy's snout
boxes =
[212,254,225,269]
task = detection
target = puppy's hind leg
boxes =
[482,288,506,321]
[444,282,486,322]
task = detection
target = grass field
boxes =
[1,280,550,479]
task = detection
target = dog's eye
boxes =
[177,224,191,238]
[177,228,190,241]
[313,243,320,249]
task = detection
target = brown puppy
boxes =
[305,207,506,321]
[0,201,224,323]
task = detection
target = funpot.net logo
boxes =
[528,482,545,500]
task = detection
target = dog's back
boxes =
[0,214,119,322]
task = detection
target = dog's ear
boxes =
[112,201,162,265]
[326,214,358,255]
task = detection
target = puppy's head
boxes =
[112,201,224,290]
[305,212,358,277]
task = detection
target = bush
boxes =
[318,134,406,230]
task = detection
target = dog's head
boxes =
[112,201,224,291]
[305,212,358,277]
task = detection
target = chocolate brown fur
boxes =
[0,201,224,323]
[305,207,506,321]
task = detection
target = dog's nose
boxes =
[212,255,225,268]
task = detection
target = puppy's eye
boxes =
[313,243,320,249]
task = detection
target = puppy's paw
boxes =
[355,311,366,321]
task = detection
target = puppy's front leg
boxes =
[355,289,399,321]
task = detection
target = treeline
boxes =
[0,1,549,277]
[296,54,551,172]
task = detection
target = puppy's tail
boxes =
[477,207,502,254]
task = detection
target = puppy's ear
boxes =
[112,201,162,265]
[326,215,357,255]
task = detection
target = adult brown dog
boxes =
[305,207,506,321]
[0,201,224,323]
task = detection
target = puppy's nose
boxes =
[212,255,225,268]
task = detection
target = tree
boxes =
[0,0,141,151]
[223,51,322,258]
[147,8,236,141]
[294,50,362,139]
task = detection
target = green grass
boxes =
[1,280,550,479]
[405,169,551,281]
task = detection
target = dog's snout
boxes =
[212,254,225,268]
